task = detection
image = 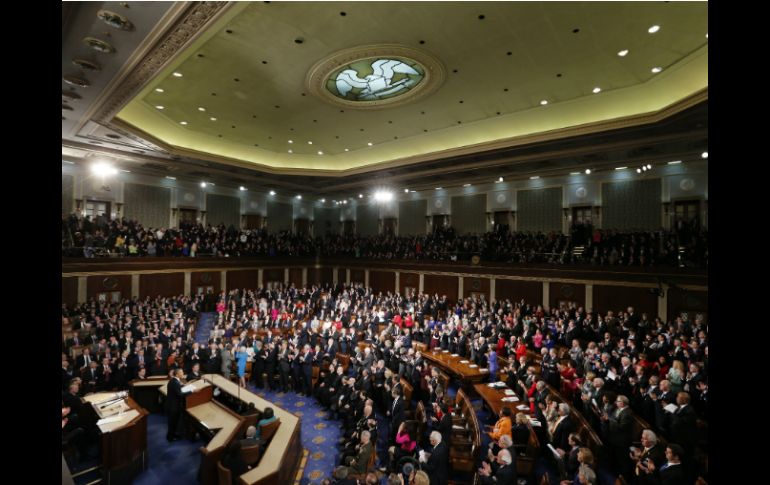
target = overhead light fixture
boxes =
[165,176,176,180]
[200,182,207,188]
[530,176,540,179]
[172,72,183,77]
[642,166,648,171]
[592,87,601,94]
[358,194,363,198]
[198,107,206,112]
[307,141,313,145]
[155,88,165,93]
[155,105,164,110]
[540,100,548,106]
[435,187,442,190]
[288,149,293,153]
[296,195,302,199]
[617,49,629,57]
[651,67,662,73]
[367,142,373,146]
[210,117,217,121]
[374,191,394,202]
[62,160,74,165]
[180,121,188,125]
[343,200,347,204]
[344,148,349,152]
[497,176,504,182]
[320,198,325,203]
[239,186,247,191]
[615,167,628,170]
[120,169,131,173]
[646,164,652,169]
[463,183,471,187]
[92,162,118,176]
[668,160,682,165]
[648,25,660,34]
[404,188,409,193]
[288,140,293,144]
[585,169,592,174]
[570,172,580,175]
[701,151,708,159]
[636,168,642,173]
[317,151,323,155]
[269,190,276,195]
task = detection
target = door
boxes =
[244,214,263,230]
[493,211,510,232]
[343,221,355,236]
[383,217,397,235]
[571,206,593,244]
[432,215,448,231]
[84,200,111,219]
[674,200,700,242]
[178,208,197,224]
[295,218,310,235]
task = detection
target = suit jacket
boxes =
[657,463,686,485]
[636,445,666,485]
[166,377,186,413]
[350,441,373,474]
[423,440,449,485]
[550,416,574,450]
[481,462,516,485]
[669,405,697,449]
[607,407,633,447]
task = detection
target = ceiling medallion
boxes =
[97,9,135,31]
[73,58,101,71]
[83,37,115,54]
[63,75,90,88]
[306,44,445,110]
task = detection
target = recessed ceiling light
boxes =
[651,67,662,73]
[637,168,642,173]
[570,172,580,175]
[172,72,183,77]
[296,195,302,199]
[367,142,373,146]
[435,187,442,190]
[288,140,293,144]
[404,188,410,193]
[592,87,601,94]
[288,149,293,154]
[320,198,325,203]
[497,177,504,182]
[585,169,592,174]
[120,169,131,173]
[705,33,708,39]
[463,183,471,187]
[646,164,652,169]
[200,182,206,188]
[540,100,548,105]
[307,141,313,145]
[617,49,629,57]
[62,160,75,165]
[358,194,363,198]
[701,151,708,158]
[269,190,276,195]
[239,186,246,191]
[317,151,323,155]
[165,176,176,180]
[198,107,206,112]
[530,176,540,179]
[410,190,416,193]
[155,105,164,110]
[155,88,165,93]
[344,148,349,152]
[180,121,188,125]
[615,167,628,170]
[648,25,660,34]
[210,117,217,121]
[668,160,682,165]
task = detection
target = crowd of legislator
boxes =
[62,283,707,484]
[62,213,707,268]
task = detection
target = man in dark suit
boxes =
[640,444,686,485]
[166,368,191,441]
[550,403,574,451]
[668,392,697,480]
[421,431,449,485]
[631,429,666,485]
[604,395,634,477]
[388,389,405,445]
[479,448,516,485]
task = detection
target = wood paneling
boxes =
[307,268,321,286]
[62,277,78,307]
[289,268,303,287]
[399,272,419,295]
[191,271,221,294]
[370,270,395,294]
[337,268,346,284]
[593,285,658,318]
[321,267,334,285]
[227,270,260,291]
[351,269,365,284]
[87,275,132,301]
[667,287,708,320]
[463,277,490,298]
[549,282,585,310]
[264,268,285,284]
[139,273,184,299]
[495,279,543,305]
[424,274,458,302]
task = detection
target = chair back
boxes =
[216,460,232,485]
[241,443,261,467]
[260,418,281,443]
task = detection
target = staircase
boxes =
[195,312,216,345]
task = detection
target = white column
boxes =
[489,278,496,303]
[77,276,87,304]
[333,267,339,285]
[131,274,139,299]
[395,272,400,294]
[419,274,425,294]
[365,269,370,288]
[542,282,550,311]
[585,284,593,312]
[184,272,191,296]
[458,276,464,299]
[302,268,308,286]
[220,271,227,293]
[258,269,264,287]
[345,269,351,285]
[284,268,289,285]
[659,285,669,322]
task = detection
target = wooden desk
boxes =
[473,382,529,418]
[82,394,148,485]
[128,377,168,413]
[421,349,487,385]
[187,401,243,451]
[200,374,303,485]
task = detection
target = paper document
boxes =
[442,350,449,353]
[501,397,518,402]
[459,360,469,364]
[504,390,516,396]
[529,419,542,427]
[606,370,617,381]
[97,415,125,426]
[469,364,478,368]
[182,384,196,393]
[547,444,562,460]
[480,368,489,373]
[517,404,529,411]
[664,403,679,414]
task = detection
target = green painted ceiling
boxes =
[117,1,708,174]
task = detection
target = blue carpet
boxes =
[133,414,203,485]
[195,312,216,345]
